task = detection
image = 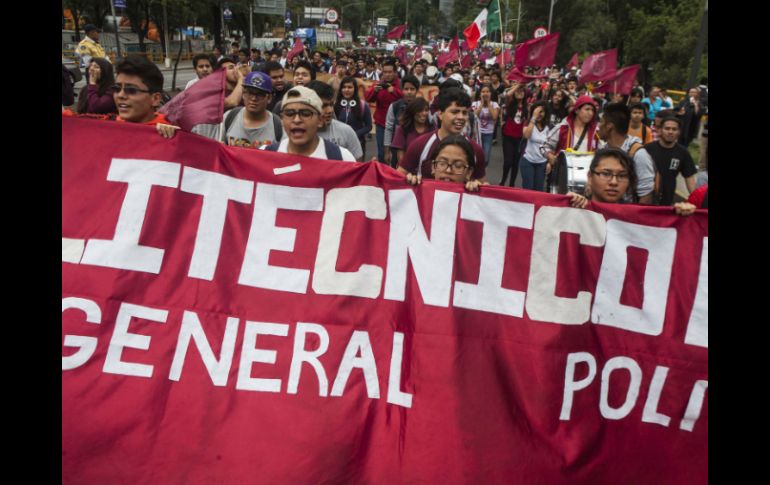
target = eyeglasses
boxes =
[432,159,469,172]
[591,170,630,182]
[281,108,317,119]
[111,84,152,96]
[243,89,269,98]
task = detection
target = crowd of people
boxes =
[62,33,708,212]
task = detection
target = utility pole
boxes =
[110,0,122,60]
[688,0,708,87]
[249,3,253,49]
[515,1,521,43]
[547,0,558,34]
[163,0,171,67]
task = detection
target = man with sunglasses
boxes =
[262,86,356,162]
[221,71,282,148]
[113,55,170,126]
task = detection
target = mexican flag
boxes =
[463,1,501,50]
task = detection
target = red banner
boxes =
[63,118,708,483]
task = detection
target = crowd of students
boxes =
[62,40,708,212]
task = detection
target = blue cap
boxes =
[243,71,273,93]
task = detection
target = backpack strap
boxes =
[264,141,281,152]
[271,112,283,141]
[223,106,243,136]
[628,141,643,158]
[323,139,343,160]
[642,124,648,142]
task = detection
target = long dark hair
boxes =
[334,76,363,122]
[77,58,115,113]
[399,97,432,134]
[506,86,528,121]
[589,148,639,203]
[529,100,551,130]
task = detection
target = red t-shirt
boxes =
[116,112,170,126]
[399,129,487,180]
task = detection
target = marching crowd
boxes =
[63,29,708,213]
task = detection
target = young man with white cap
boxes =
[263,86,356,161]
[221,71,283,148]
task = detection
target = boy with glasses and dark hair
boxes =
[220,71,283,148]
[262,86,356,161]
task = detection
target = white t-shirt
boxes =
[263,137,356,162]
[523,125,550,164]
[471,101,500,135]
[184,77,199,90]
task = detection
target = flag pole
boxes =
[497,0,503,46]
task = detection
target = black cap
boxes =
[83,24,100,33]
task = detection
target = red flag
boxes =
[592,64,641,95]
[367,36,375,46]
[386,24,406,40]
[448,36,460,52]
[505,66,543,82]
[460,40,470,52]
[579,48,618,83]
[159,69,226,131]
[496,48,512,67]
[287,37,304,62]
[414,46,423,60]
[479,48,491,62]
[436,37,461,69]
[513,33,559,77]
[460,53,472,69]
[394,45,408,66]
[566,52,579,70]
[436,49,458,69]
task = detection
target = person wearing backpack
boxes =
[596,103,656,204]
[221,71,283,149]
[628,103,653,145]
[261,86,356,162]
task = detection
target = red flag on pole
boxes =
[414,46,423,60]
[448,36,460,52]
[566,52,579,70]
[386,24,407,40]
[159,69,226,131]
[437,49,458,69]
[579,48,618,83]
[592,64,641,95]
[513,33,560,77]
[460,53,472,69]
[287,37,304,62]
[496,48,512,67]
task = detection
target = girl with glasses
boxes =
[582,148,697,215]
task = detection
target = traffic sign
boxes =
[113,0,126,8]
[325,8,339,23]
[533,26,548,38]
[223,8,233,21]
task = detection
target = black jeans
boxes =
[501,136,523,187]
